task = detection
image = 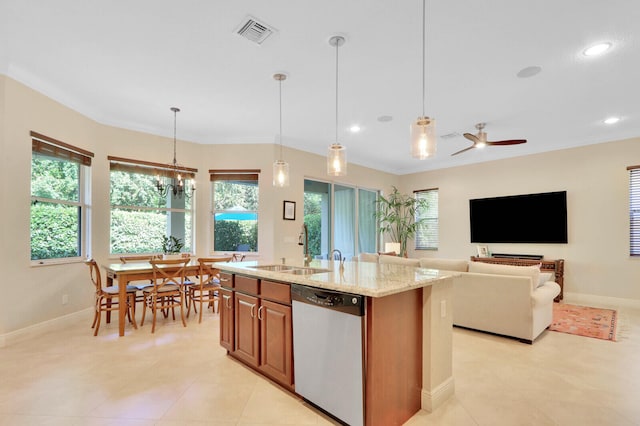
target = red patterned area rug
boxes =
[550,303,617,341]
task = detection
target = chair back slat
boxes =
[197,256,233,288]
[120,254,161,264]
[149,258,190,291]
[85,259,104,296]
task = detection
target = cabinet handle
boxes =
[224,295,231,309]
[257,305,264,321]
[250,304,256,318]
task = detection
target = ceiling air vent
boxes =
[236,16,276,45]
[440,132,461,139]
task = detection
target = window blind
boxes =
[31,131,94,166]
[108,156,197,179]
[629,166,640,256]
[414,188,439,250]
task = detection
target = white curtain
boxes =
[358,189,377,254]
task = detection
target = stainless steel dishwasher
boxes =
[291,284,365,426]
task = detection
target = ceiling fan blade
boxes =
[486,139,527,146]
[451,145,476,156]
[463,133,480,144]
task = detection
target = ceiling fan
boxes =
[451,122,527,156]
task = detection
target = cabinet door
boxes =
[219,288,234,351]
[259,299,293,386]
[234,293,260,367]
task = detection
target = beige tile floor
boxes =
[0,301,639,426]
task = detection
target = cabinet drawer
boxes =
[261,280,291,304]
[219,272,233,288]
[235,275,259,295]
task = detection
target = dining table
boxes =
[104,256,229,336]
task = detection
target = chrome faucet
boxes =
[298,224,312,266]
[331,249,343,264]
[331,249,345,271]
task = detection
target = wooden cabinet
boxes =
[259,299,292,385]
[234,292,260,367]
[219,287,234,351]
[219,275,293,389]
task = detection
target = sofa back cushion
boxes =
[379,255,420,266]
[357,253,380,263]
[468,261,540,291]
[419,258,469,272]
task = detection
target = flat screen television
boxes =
[469,191,568,243]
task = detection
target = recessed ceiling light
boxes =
[516,66,542,78]
[350,125,361,133]
[604,116,620,125]
[377,115,393,123]
[583,42,612,57]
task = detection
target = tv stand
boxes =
[470,256,564,301]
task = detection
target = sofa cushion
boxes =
[358,253,380,263]
[379,255,420,266]
[468,261,540,291]
[419,258,469,272]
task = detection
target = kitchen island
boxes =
[214,259,457,426]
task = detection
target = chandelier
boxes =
[155,107,195,199]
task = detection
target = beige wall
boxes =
[0,75,397,334]
[400,139,640,301]
[3,72,638,335]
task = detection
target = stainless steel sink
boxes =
[247,264,297,271]
[283,267,331,275]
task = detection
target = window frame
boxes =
[414,187,439,251]
[629,166,640,257]
[210,169,261,254]
[30,132,93,265]
[108,156,197,256]
[304,178,380,259]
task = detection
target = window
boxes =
[30,131,93,262]
[211,170,259,252]
[303,179,379,259]
[629,166,640,256]
[415,188,439,250]
[109,156,196,255]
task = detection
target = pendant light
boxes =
[272,73,290,187]
[155,107,195,199]
[327,35,347,176]
[410,0,436,159]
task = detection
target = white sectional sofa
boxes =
[356,254,561,343]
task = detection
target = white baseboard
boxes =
[422,376,455,412]
[0,308,92,348]
[563,292,640,310]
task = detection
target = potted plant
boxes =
[161,235,184,259]
[374,186,429,257]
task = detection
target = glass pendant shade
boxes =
[327,143,347,176]
[410,116,436,159]
[273,159,290,187]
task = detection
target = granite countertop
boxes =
[213,259,459,298]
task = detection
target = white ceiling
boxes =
[2,0,639,175]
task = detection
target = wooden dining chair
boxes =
[141,258,189,333]
[86,259,138,336]
[188,256,233,323]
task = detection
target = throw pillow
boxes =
[538,272,554,287]
[358,253,379,263]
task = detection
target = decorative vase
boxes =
[162,253,182,260]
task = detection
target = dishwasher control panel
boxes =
[291,284,364,316]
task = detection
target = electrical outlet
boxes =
[440,300,446,318]
[62,294,69,305]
